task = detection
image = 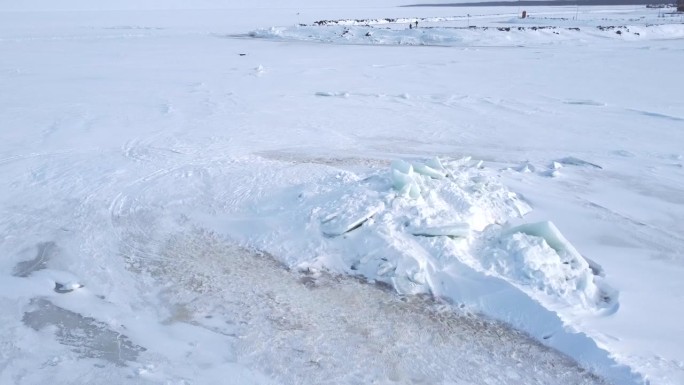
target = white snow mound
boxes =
[478,221,617,313]
[233,156,616,317]
[221,154,623,384]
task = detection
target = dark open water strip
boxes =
[404,0,667,7]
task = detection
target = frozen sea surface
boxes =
[1,1,683,384]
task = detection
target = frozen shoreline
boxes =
[405,0,675,7]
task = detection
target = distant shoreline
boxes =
[403,0,669,7]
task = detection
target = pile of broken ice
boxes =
[306,156,616,313]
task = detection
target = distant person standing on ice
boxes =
[415,21,418,28]
[409,23,413,29]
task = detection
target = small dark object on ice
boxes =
[54,282,84,294]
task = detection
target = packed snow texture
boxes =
[1,2,683,385]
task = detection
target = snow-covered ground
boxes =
[1,1,683,384]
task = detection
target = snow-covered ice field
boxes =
[1,1,683,384]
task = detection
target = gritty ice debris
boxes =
[149,230,613,385]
